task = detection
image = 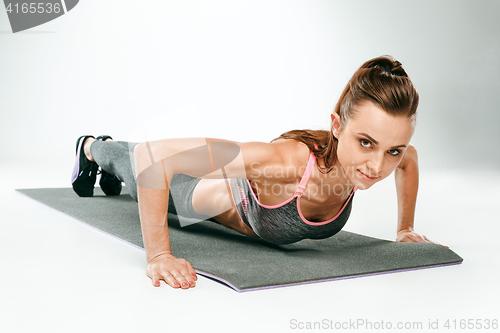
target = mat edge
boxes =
[234,261,463,292]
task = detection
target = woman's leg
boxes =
[83,137,222,224]
[83,136,255,237]
[85,138,140,201]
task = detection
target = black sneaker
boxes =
[71,135,98,197]
[96,135,123,196]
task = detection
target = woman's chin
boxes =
[351,176,377,190]
[340,166,378,190]
[352,169,385,190]
[354,183,372,190]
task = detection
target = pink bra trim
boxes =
[244,150,316,209]
[245,146,357,225]
[297,186,356,226]
[295,149,316,196]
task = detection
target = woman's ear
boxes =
[330,112,341,138]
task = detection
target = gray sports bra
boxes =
[229,148,357,244]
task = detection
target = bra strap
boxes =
[294,150,316,197]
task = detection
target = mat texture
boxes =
[16,187,463,292]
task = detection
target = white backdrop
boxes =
[1,0,499,172]
[1,1,499,333]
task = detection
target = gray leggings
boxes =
[90,140,212,221]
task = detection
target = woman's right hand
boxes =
[147,253,198,288]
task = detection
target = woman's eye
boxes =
[359,139,371,148]
[388,150,400,156]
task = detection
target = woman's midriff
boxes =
[193,178,258,237]
[212,206,259,237]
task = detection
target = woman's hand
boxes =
[147,253,198,288]
[396,227,448,248]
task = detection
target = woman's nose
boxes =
[367,153,384,176]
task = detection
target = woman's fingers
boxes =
[414,234,449,248]
[155,269,187,288]
[402,231,419,242]
[422,234,438,244]
[398,231,426,243]
[149,271,164,287]
[185,260,197,281]
[171,271,192,289]
[163,273,181,288]
[417,233,440,245]
[397,230,449,248]
[148,257,197,288]
[174,258,196,287]
[419,234,431,243]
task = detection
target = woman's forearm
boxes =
[137,186,172,262]
[134,143,175,262]
[395,145,419,235]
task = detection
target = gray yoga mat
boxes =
[16,187,463,292]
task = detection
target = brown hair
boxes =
[271,55,419,173]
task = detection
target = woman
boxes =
[71,55,438,290]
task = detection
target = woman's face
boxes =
[332,100,414,190]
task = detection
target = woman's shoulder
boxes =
[237,138,312,182]
[270,138,312,167]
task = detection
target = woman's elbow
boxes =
[397,144,418,170]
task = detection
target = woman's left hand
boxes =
[396,227,448,248]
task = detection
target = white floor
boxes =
[1,164,499,333]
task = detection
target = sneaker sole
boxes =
[71,136,86,184]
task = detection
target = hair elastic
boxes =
[381,66,393,74]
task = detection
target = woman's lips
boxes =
[358,170,378,182]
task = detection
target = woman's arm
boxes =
[134,137,288,288]
[394,145,434,243]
